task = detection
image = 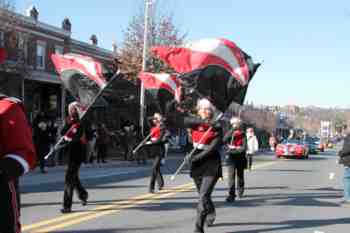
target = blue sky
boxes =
[16,0,350,108]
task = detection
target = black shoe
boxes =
[158,185,164,191]
[81,199,87,206]
[238,190,244,198]
[60,208,72,214]
[149,189,155,194]
[226,195,235,203]
[194,227,204,233]
[40,170,47,174]
[102,160,107,163]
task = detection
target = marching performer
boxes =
[146,113,166,193]
[223,117,247,202]
[61,102,88,213]
[167,98,222,233]
[0,94,36,233]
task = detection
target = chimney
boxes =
[62,17,72,32]
[90,34,98,46]
[26,6,39,21]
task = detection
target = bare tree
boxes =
[119,7,186,81]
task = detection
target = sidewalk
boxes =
[21,153,182,187]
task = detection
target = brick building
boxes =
[0,6,120,125]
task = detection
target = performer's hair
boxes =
[230,117,241,125]
[68,101,79,116]
[196,98,214,112]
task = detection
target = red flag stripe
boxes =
[139,72,179,95]
[51,53,107,88]
[152,38,250,86]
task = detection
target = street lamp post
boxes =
[140,0,153,136]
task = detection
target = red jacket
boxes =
[150,126,161,142]
[191,123,217,149]
[0,97,36,177]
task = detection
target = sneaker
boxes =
[60,208,72,214]
[206,212,216,227]
[226,195,235,203]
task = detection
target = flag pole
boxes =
[45,71,120,160]
[140,0,154,136]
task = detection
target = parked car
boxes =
[275,139,309,159]
[305,140,319,154]
[314,139,325,152]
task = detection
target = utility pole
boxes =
[140,0,154,136]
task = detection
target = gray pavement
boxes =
[20,149,349,233]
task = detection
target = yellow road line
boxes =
[23,183,193,232]
[24,160,278,233]
[32,185,194,233]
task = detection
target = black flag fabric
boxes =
[138,72,181,114]
[178,52,260,113]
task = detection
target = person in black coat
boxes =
[223,117,247,202]
[60,102,88,213]
[338,131,350,206]
[33,113,50,173]
[166,98,222,233]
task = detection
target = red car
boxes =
[275,140,309,159]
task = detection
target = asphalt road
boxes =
[20,148,348,233]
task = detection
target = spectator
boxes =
[96,123,111,163]
[338,128,350,206]
[246,128,259,170]
[33,113,50,173]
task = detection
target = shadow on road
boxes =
[216,217,350,233]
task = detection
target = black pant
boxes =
[0,175,20,233]
[193,175,218,233]
[97,144,107,163]
[63,158,88,209]
[227,160,245,197]
[247,154,253,169]
[149,156,164,191]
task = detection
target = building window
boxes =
[55,45,64,55]
[36,41,46,70]
[0,31,4,47]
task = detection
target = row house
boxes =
[0,6,115,125]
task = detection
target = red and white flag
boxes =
[138,72,182,102]
[152,38,251,86]
[51,53,108,88]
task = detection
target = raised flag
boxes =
[51,53,115,113]
[138,72,181,114]
[152,38,254,86]
[152,38,260,112]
